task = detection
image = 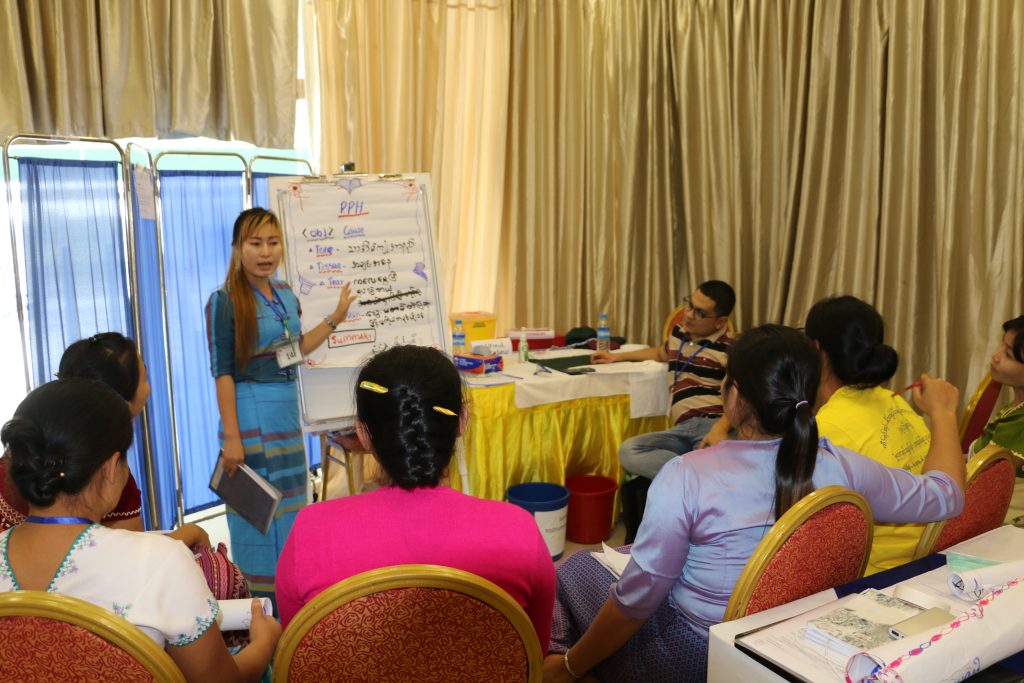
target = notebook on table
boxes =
[209,460,282,535]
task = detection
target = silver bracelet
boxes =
[323,316,338,330]
[563,650,583,679]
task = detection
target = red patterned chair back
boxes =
[915,448,1016,558]
[273,565,542,683]
[959,372,1005,453]
[0,591,184,682]
[723,486,873,621]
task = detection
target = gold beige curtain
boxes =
[311,0,1024,398]
[0,0,298,148]
[505,0,1024,396]
[307,0,510,314]
[668,0,1023,394]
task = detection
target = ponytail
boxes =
[773,399,819,518]
[725,325,822,519]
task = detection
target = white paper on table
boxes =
[733,593,861,682]
[846,576,1024,682]
[948,558,1024,601]
[217,598,273,631]
[940,524,1024,562]
[590,542,631,579]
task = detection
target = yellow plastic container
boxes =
[449,311,497,345]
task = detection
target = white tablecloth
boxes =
[463,346,669,419]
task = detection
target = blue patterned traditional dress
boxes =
[205,279,307,603]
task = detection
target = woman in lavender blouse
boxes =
[544,325,965,683]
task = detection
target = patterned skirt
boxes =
[550,550,708,682]
[223,381,307,606]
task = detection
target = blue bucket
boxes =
[507,482,570,560]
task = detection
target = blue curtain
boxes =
[157,171,244,515]
[20,159,130,383]
[17,158,150,519]
[131,184,173,529]
[252,172,276,211]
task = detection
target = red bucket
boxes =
[565,475,618,544]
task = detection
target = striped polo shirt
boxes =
[664,325,734,424]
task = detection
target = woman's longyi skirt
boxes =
[550,550,709,682]
[224,380,307,604]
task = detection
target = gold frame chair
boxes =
[273,564,543,682]
[913,447,1016,559]
[723,486,873,622]
[958,371,1004,451]
[0,591,185,682]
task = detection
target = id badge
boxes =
[276,339,302,368]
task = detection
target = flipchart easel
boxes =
[268,173,469,496]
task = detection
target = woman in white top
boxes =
[0,378,279,682]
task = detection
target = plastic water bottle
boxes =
[596,313,611,352]
[452,319,466,356]
[518,327,529,363]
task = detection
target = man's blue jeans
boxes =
[618,416,719,479]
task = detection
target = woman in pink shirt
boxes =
[275,345,556,649]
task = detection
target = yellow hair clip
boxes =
[432,406,457,417]
[359,381,389,394]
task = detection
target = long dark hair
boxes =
[1,379,133,507]
[804,296,898,389]
[726,325,821,518]
[57,332,140,402]
[225,208,283,369]
[355,346,463,490]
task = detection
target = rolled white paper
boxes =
[217,598,273,631]
[947,558,1024,601]
[846,577,1024,682]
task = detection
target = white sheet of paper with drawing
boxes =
[279,179,443,368]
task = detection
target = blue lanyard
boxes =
[673,339,711,385]
[24,516,94,525]
[250,284,292,339]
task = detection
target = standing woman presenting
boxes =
[206,208,355,602]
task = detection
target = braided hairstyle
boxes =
[1,379,133,507]
[58,332,140,402]
[804,296,898,389]
[355,346,463,490]
[725,325,821,518]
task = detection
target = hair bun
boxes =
[853,343,899,386]
[1,416,65,507]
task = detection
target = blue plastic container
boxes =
[506,482,570,560]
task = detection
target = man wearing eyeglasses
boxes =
[591,280,736,541]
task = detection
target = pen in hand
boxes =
[891,380,923,397]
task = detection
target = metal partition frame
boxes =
[152,150,248,526]
[247,155,315,201]
[3,139,314,528]
[124,143,163,525]
[2,133,159,524]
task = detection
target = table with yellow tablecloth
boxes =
[450,355,670,502]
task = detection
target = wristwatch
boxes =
[323,316,338,330]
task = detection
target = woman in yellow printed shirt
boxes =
[804,296,957,574]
